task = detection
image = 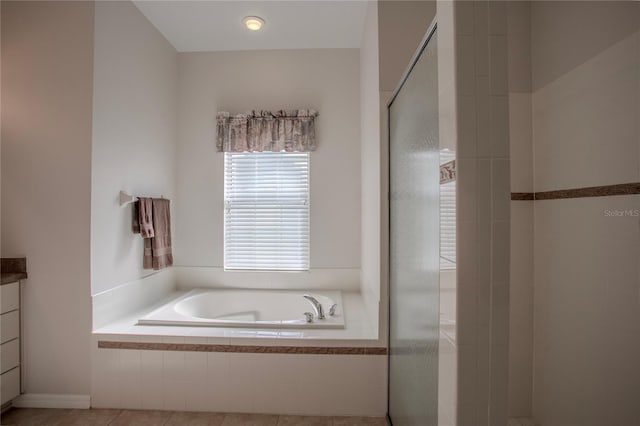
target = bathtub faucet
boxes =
[303,294,325,320]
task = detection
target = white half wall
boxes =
[175,49,361,275]
[1,0,95,395]
[91,1,178,295]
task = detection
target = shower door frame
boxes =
[386,17,439,425]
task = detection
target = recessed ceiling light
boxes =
[243,16,265,31]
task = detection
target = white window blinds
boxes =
[224,152,310,271]
[440,150,456,270]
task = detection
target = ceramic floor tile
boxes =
[108,409,172,426]
[0,408,72,426]
[333,417,388,426]
[516,418,539,426]
[58,409,122,425]
[1,408,390,426]
[221,413,279,426]
[165,411,225,426]
[276,416,333,426]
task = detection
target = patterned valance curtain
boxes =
[216,110,318,153]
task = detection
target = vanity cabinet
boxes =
[1,281,21,405]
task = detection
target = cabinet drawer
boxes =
[1,338,19,374]
[1,367,20,405]
[0,282,19,314]
[1,311,19,344]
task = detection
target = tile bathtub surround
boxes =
[92,269,377,340]
[0,408,388,426]
[97,341,388,355]
[172,267,361,293]
[92,269,176,330]
[91,338,387,416]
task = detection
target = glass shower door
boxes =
[388,25,439,426]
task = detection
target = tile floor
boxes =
[0,408,389,426]
[508,417,539,426]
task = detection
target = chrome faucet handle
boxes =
[303,294,325,319]
[304,312,314,323]
[329,304,338,316]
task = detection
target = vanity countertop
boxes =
[1,258,27,285]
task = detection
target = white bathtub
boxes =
[137,288,345,329]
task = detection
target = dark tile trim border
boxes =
[98,341,388,355]
[511,192,535,201]
[511,182,640,201]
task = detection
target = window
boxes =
[224,152,310,271]
[440,150,456,270]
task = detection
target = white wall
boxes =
[175,49,361,276]
[360,1,381,335]
[1,0,94,395]
[378,1,437,92]
[531,2,640,425]
[91,1,178,295]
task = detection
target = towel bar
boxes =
[120,191,166,206]
[119,191,136,206]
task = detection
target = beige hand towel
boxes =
[132,200,140,234]
[138,197,155,238]
[143,238,154,270]
[150,198,173,270]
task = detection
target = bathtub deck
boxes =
[94,291,379,345]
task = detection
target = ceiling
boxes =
[133,1,369,52]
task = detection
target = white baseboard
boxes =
[13,393,90,409]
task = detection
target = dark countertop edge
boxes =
[1,273,27,285]
[1,257,27,284]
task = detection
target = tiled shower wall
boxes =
[530,2,640,425]
[453,2,511,425]
[506,2,640,425]
[506,1,534,418]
